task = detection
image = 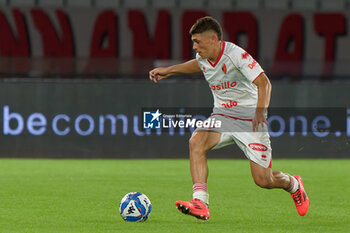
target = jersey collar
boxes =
[207,41,225,68]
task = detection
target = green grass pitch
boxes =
[0,159,349,233]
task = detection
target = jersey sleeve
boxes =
[232,46,264,83]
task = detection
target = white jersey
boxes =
[196,41,264,120]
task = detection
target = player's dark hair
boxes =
[190,16,223,40]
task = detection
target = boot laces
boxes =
[292,190,302,206]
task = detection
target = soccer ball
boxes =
[119,192,152,222]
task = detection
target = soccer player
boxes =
[149,16,309,220]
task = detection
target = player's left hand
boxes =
[252,112,268,132]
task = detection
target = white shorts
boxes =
[194,114,272,168]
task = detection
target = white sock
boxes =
[289,176,299,194]
[193,191,209,206]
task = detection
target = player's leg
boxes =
[249,161,309,216]
[189,130,221,205]
[249,160,290,189]
[189,130,221,184]
[232,119,309,216]
[175,130,221,220]
[232,121,297,190]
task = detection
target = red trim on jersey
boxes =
[207,41,226,67]
[211,113,253,122]
[252,71,264,83]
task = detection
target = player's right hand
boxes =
[149,67,170,83]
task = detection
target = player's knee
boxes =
[253,175,273,189]
[189,133,207,154]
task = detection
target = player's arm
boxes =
[252,72,271,132]
[149,59,201,83]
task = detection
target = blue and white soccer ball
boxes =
[119,192,152,222]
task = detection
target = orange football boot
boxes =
[175,199,210,220]
[291,175,309,216]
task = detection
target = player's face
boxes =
[191,32,215,59]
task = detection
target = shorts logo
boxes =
[143,109,162,129]
[261,154,267,161]
[248,143,268,151]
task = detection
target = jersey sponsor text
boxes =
[210,81,237,91]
